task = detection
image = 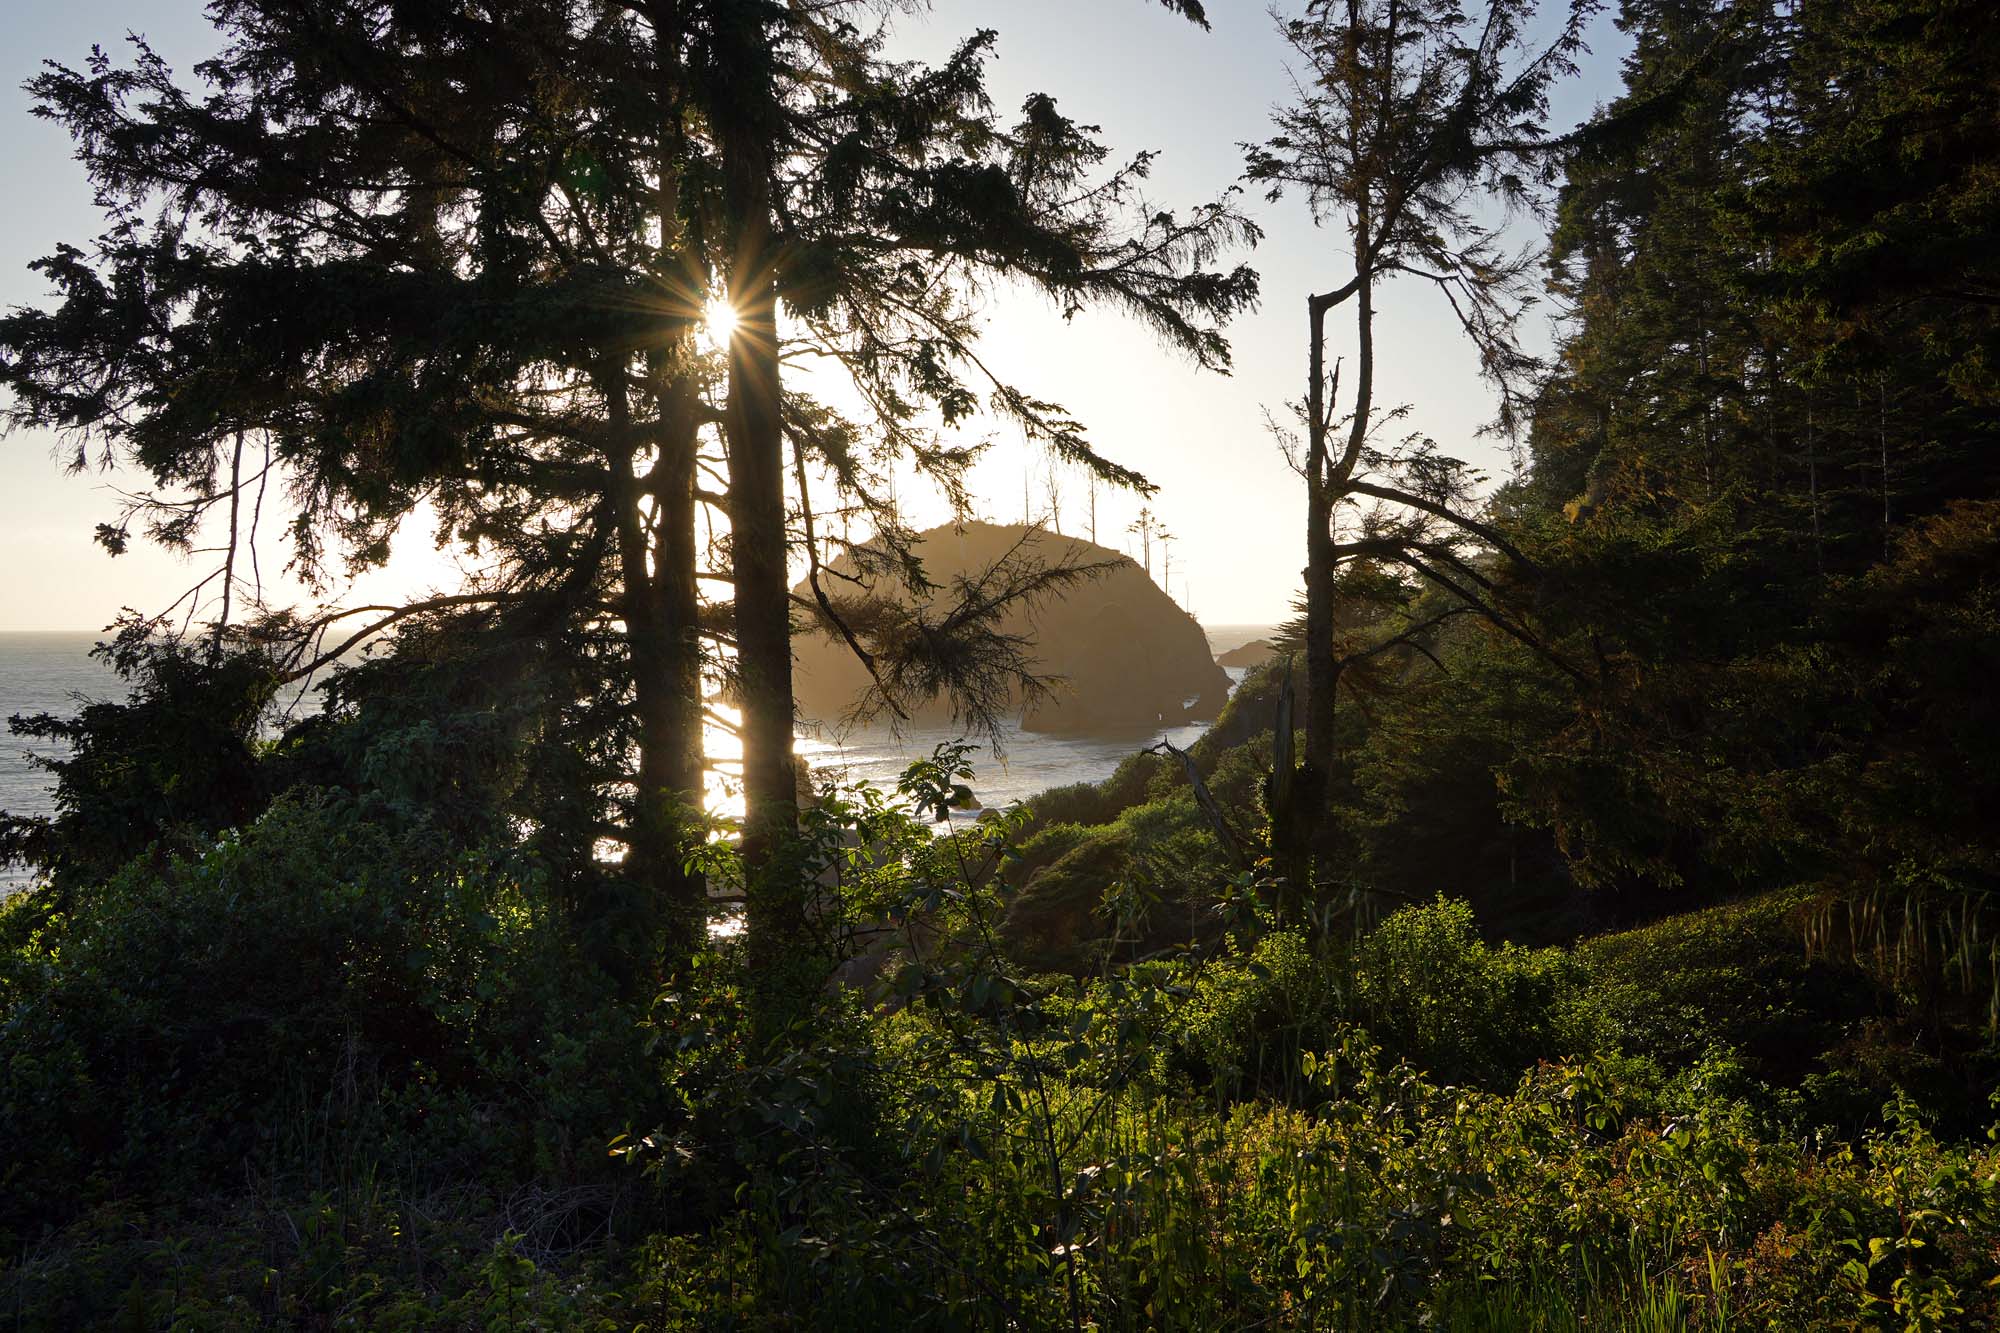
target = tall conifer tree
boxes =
[1247,0,1593,905]
[1,0,1256,1007]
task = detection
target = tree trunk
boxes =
[715,6,811,1026]
[649,379,710,973]
[638,18,708,978]
[1290,237,1374,906]
[611,362,707,989]
[1284,288,1339,909]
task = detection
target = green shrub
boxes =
[8,739,1996,1331]
[639,1016,2000,1331]
[0,1195,625,1331]
[1574,892,1858,1066]
[1024,778,1126,830]
[1355,896,1588,1086]
[0,636,278,896]
[1202,732,1275,825]
[0,789,648,1236]
[1174,929,1345,1093]
[1562,889,1969,1133]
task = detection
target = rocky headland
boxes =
[791,521,1231,734]
[1215,638,1277,670]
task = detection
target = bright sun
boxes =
[703,297,739,347]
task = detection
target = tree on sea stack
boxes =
[1247,0,1595,911]
[1,0,1255,1032]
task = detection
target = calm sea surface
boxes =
[1,633,122,893]
[0,624,1275,895]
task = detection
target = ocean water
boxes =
[0,633,124,888]
[789,621,1274,819]
[795,717,1216,817]
[0,624,1276,894]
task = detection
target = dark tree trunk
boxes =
[610,363,707,989]
[715,6,811,1025]
[648,381,711,973]
[634,5,707,978]
[1290,231,1374,908]
[1283,289,1340,910]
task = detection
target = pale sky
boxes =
[0,1,1628,631]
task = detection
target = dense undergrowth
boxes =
[3,743,1995,1330]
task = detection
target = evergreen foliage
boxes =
[0,0,1256,998]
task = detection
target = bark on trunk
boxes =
[1284,289,1339,909]
[637,2,707,977]
[1290,221,1374,908]
[649,380,710,972]
[714,9,809,1017]
[612,363,707,987]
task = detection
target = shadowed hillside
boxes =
[792,521,1231,734]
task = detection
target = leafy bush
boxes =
[1024,778,1128,830]
[0,633,277,896]
[1354,896,1588,1086]
[1174,928,1345,1093]
[7,741,1997,1330]
[1573,891,1866,1070]
[641,1011,2000,1330]
[0,789,648,1236]
[1008,818,1096,883]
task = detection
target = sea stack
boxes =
[1216,639,1277,670]
[792,521,1231,734]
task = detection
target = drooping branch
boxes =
[277,592,532,683]
[1344,478,1540,575]
[1337,604,1474,674]
[1393,551,1590,687]
[791,436,911,724]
